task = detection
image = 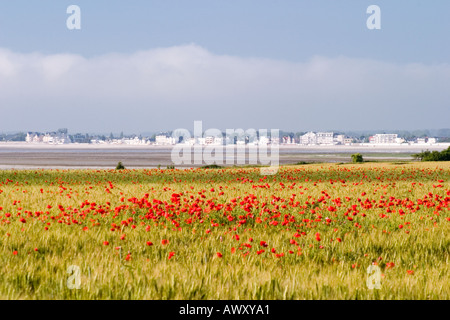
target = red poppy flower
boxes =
[216,252,223,258]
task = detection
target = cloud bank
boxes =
[0,44,449,133]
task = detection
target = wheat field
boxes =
[0,162,448,299]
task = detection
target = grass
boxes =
[0,162,448,299]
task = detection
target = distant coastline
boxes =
[1,142,449,170]
[1,141,449,151]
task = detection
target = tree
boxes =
[116,162,125,170]
[414,147,450,162]
[351,153,364,163]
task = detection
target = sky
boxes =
[0,0,449,134]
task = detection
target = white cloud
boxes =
[0,44,449,132]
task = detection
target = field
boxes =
[0,162,448,300]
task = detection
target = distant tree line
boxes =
[414,147,450,162]
[0,132,26,141]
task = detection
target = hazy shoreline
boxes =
[1,141,448,151]
[1,142,448,170]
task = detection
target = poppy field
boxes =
[0,162,448,300]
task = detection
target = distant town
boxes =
[1,128,447,146]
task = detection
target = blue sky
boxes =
[0,1,449,133]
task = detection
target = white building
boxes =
[123,137,149,145]
[281,136,295,144]
[270,137,280,145]
[42,134,54,144]
[335,135,345,145]
[300,132,334,145]
[26,132,71,144]
[155,135,176,145]
[344,138,353,145]
[26,133,43,143]
[203,136,223,145]
[316,132,334,145]
[417,138,426,144]
[259,136,270,145]
[26,133,34,143]
[184,138,196,145]
[370,134,398,144]
[300,132,317,145]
